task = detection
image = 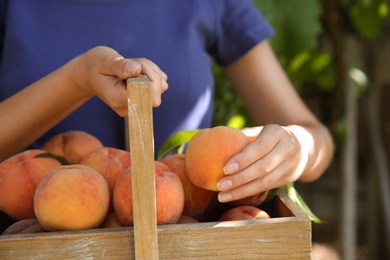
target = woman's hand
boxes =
[218,40,334,203]
[217,124,309,203]
[71,46,168,116]
[0,46,168,161]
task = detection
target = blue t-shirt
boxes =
[0,0,273,155]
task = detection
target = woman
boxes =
[0,0,334,203]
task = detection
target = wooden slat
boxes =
[126,75,158,259]
[0,191,311,259]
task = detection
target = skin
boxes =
[217,40,335,203]
[0,46,168,162]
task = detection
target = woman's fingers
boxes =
[217,125,302,202]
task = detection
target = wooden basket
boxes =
[0,76,312,259]
[0,190,311,259]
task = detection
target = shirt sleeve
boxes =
[211,0,274,66]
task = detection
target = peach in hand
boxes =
[42,130,104,164]
[185,126,249,191]
[34,164,110,231]
[0,149,62,220]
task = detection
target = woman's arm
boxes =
[0,46,168,161]
[217,40,334,202]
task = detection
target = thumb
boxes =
[110,58,142,79]
[94,46,142,79]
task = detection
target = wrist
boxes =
[283,125,313,181]
[64,54,94,100]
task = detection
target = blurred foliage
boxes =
[213,0,329,127]
[212,64,255,128]
[349,0,389,39]
[253,0,322,65]
[212,0,389,128]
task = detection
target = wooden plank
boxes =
[0,191,311,259]
[126,75,158,259]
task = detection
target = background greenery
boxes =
[213,0,387,131]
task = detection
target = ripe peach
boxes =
[160,154,213,217]
[185,126,249,191]
[100,212,124,228]
[34,164,110,231]
[2,218,46,235]
[218,206,270,222]
[229,190,270,207]
[80,147,131,207]
[113,161,185,226]
[0,149,62,220]
[42,130,104,164]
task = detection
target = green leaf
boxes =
[349,0,389,39]
[264,188,279,202]
[287,50,336,93]
[282,183,325,224]
[35,152,70,165]
[157,130,200,160]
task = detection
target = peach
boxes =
[0,149,62,220]
[113,161,185,226]
[34,164,110,231]
[2,218,46,235]
[176,215,199,224]
[219,205,270,221]
[80,147,131,209]
[229,190,270,207]
[42,130,104,164]
[100,212,124,228]
[160,154,213,217]
[185,126,249,191]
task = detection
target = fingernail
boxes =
[224,162,239,175]
[217,179,232,191]
[218,193,232,203]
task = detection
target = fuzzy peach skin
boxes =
[218,205,270,221]
[113,161,185,226]
[42,130,104,164]
[34,164,110,231]
[160,154,213,217]
[100,212,124,228]
[185,126,250,191]
[80,147,130,211]
[0,149,62,220]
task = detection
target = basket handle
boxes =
[126,75,158,259]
